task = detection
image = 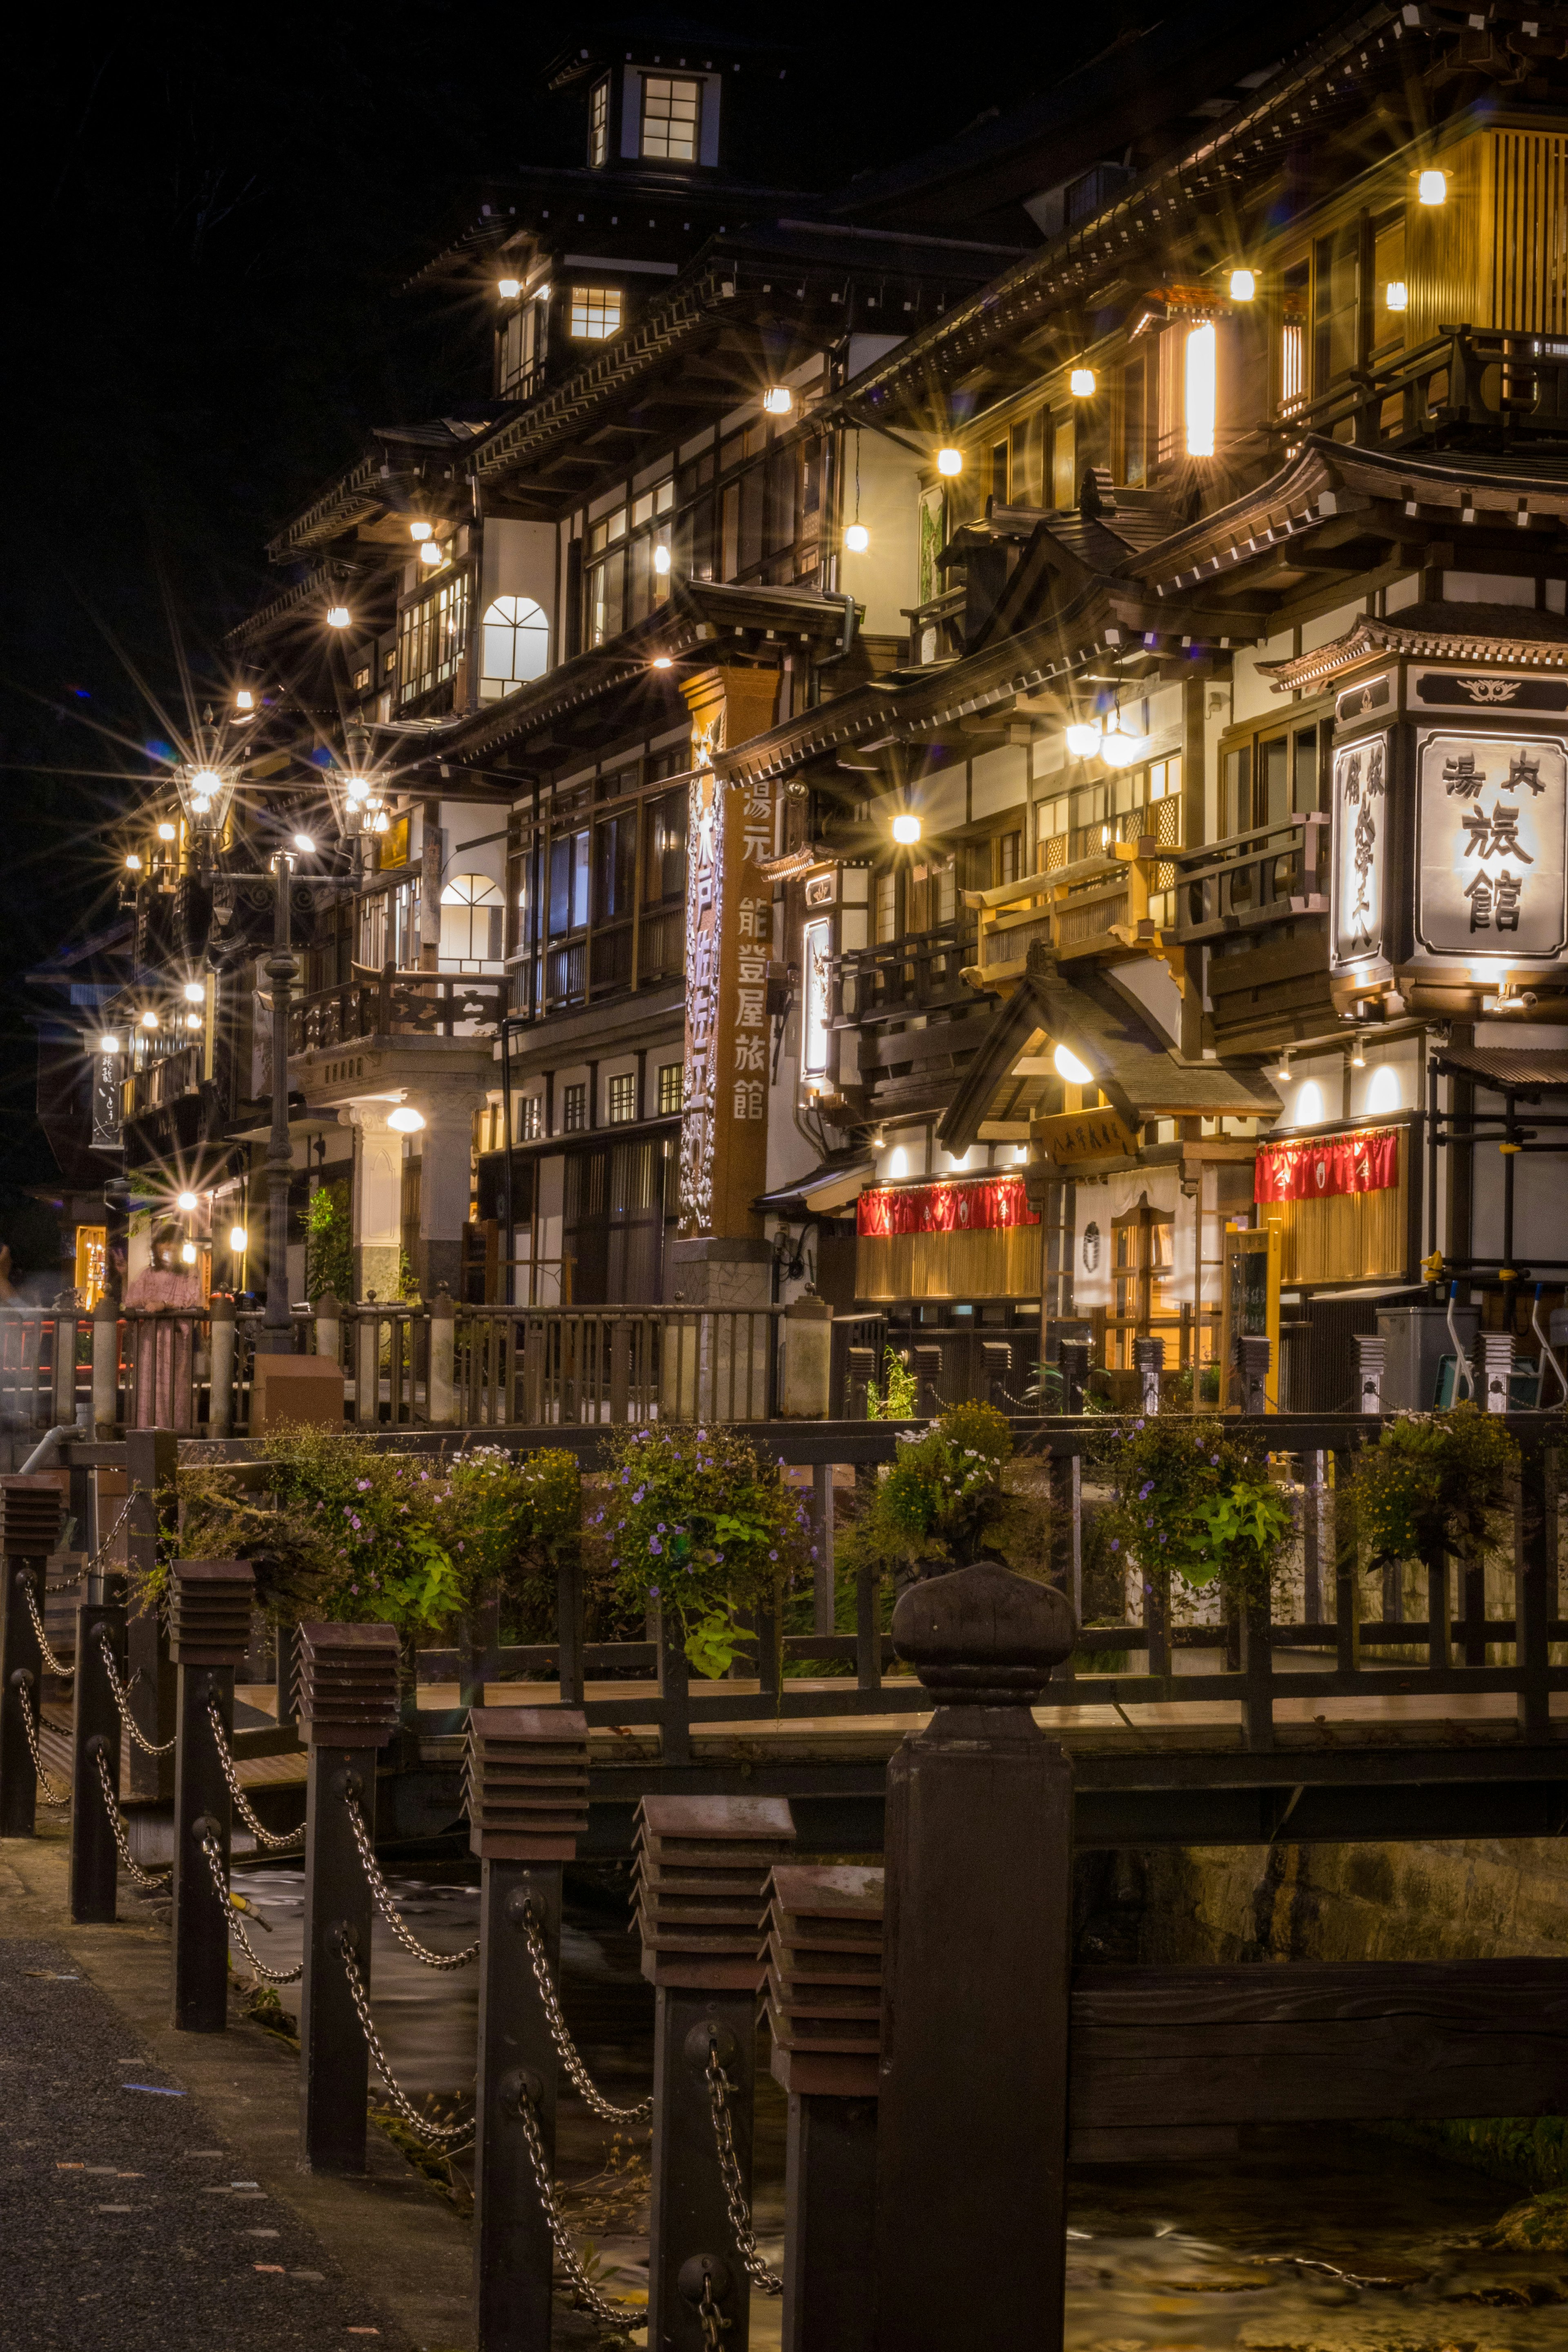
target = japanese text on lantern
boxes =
[1416,729,1568,963]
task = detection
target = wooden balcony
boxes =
[1165,814,1328,947]
[960,840,1165,991]
[289,964,508,1054]
[1274,321,1568,451]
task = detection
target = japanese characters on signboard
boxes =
[802,917,831,1080]
[1330,731,1388,971]
[677,751,773,1237]
[1414,729,1568,966]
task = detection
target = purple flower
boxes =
[1111,1539,1120,1552]
[633,1487,646,1505]
[657,1522,667,1534]
[1211,1456,1220,1468]
[768,1550,777,1562]
[356,1479,371,1492]
[649,1537,663,1556]
[1138,1481,1154,1500]
[649,1585,659,1599]
[809,1547,818,1560]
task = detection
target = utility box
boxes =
[1376,1302,1479,1414]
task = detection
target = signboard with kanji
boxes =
[1414,728,1568,966]
[1330,731,1389,971]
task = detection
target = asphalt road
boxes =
[0,1935,404,2351]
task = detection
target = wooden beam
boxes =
[1068,1958,1568,2156]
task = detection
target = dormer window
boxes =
[641,74,700,162]
[569,284,622,340]
[588,75,610,168]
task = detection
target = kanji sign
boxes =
[1254,1127,1399,1203]
[857,1176,1040,1237]
[1330,731,1388,969]
[1415,728,1568,964]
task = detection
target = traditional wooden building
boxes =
[44,2,1568,1413]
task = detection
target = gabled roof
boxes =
[1261,603,1568,692]
[937,945,1279,1156]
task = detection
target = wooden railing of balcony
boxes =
[1275,322,1568,450]
[289,963,508,1053]
[1165,813,1329,947]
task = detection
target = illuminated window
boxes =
[1185,321,1217,458]
[588,76,610,167]
[569,285,622,340]
[398,571,470,705]
[479,596,550,700]
[640,74,701,162]
[439,874,505,970]
[519,1095,543,1141]
[498,299,538,398]
[657,1060,683,1115]
[607,1072,637,1124]
[562,1082,587,1132]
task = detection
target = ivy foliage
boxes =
[586,1421,813,1678]
[303,1180,353,1304]
[1095,1414,1296,1603]
[1347,1403,1519,1568]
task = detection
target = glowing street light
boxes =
[892,813,922,845]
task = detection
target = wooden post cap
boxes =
[464,1704,589,1860]
[0,1477,64,1559]
[168,1559,256,1668]
[891,1559,1076,1704]
[633,1793,797,1990]
[296,1618,401,1746]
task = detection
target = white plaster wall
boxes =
[480,519,558,670]
[969,743,1029,819]
[841,409,922,637]
[1231,630,1294,726]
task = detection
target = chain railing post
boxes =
[764,1864,883,2352]
[638,1794,798,2352]
[0,1478,65,1837]
[468,1705,590,2350]
[874,1559,1076,2352]
[125,1429,178,1799]
[169,1560,255,2032]
[70,1567,125,1922]
[296,1619,400,2172]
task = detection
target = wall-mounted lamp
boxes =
[1418,169,1447,206]
[1228,269,1256,302]
[891,813,922,845]
[1053,1042,1093,1086]
[1069,367,1096,398]
[1385,280,1409,312]
[762,385,793,416]
[387,1104,426,1134]
[497,276,522,299]
[326,606,352,630]
[936,447,962,477]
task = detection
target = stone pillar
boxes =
[676,666,780,1279]
[343,1105,403,1303]
[414,1085,483,1304]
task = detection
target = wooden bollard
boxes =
[764,1864,883,2352]
[874,1558,1076,2352]
[125,1430,177,1799]
[70,1567,127,1922]
[296,1619,401,2172]
[466,1705,590,2351]
[638,1795,797,2352]
[0,1477,65,1837]
[169,1560,256,2031]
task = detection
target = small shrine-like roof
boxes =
[1261,603,1568,693]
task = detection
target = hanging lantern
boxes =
[173,748,237,842]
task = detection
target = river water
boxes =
[231,1860,1567,2350]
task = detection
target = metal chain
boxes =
[519,1900,653,2123]
[706,2041,782,2296]
[92,1746,170,1891]
[697,2271,732,2348]
[15,1683,70,1808]
[514,2087,643,2331]
[46,1491,137,1590]
[205,1698,305,1851]
[196,1829,303,1986]
[23,1581,75,1677]
[336,1934,472,2144]
[343,1795,478,1970]
[98,1629,175,1755]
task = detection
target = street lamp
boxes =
[173,749,238,845]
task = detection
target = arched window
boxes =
[439,873,506,970]
[479,596,549,701]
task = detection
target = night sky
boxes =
[0,2,1147,1263]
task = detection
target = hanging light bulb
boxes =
[229,1225,248,1254]
[185,1012,202,1029]
[235,688,254,712]
[98,1033,120,1055]
[1053,1042,1094,1086]
[140,1010,158,1030]
[762,385,793,416]
[176,1190,199,1213]
[157,821,177,843]
[1065,721,1102,759]
[844,522,869,553]
[1069,366,1096,398]
[1351,1038,1366,1069]
[1100,716,1143,768]
[183,981,205,1003]
[409,520,433,541]
[326,606,352,630]
[419,541,444,567]
[936,447,962,477]
[891,813,922,845]
[124,852,143,873]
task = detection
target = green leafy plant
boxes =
[1348,1403,1519,1570]
[587,1422,813,1677]
[1096,1414,1295,1603]
[837,1401,1052,1582]
[866,1347,919,1420]
[302,1181,353,1303]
